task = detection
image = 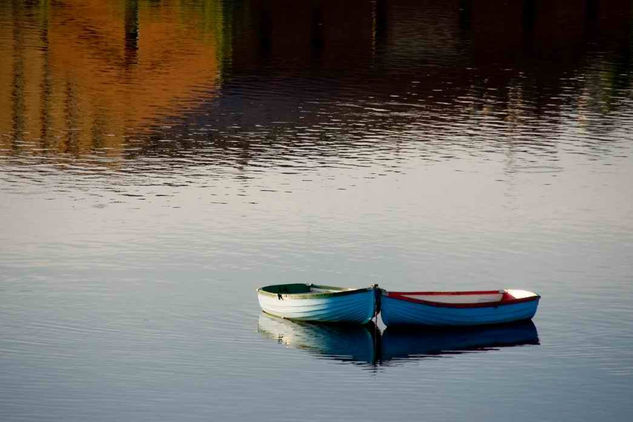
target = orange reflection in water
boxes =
[0,0,222,156]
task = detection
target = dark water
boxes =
[1,0,633,420]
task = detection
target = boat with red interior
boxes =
[380,289,540,327]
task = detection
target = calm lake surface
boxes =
[1,0,633,420]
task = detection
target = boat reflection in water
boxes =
[257,313,380,365]
[258,313,539,367]
[381,321,539,364]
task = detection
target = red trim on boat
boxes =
[390,290,502,296]
[384,291,540,308]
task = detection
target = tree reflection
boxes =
[0,0,223,158]
[0,0,631,164]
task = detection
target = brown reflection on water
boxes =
[1,0,632,165]
[0,0,222,157]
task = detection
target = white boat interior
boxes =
[398,292,502,304]
[396,290,537,304]
[504,289,538,299]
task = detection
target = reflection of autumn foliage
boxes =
[1,0,632,160]
[0,0,222,156]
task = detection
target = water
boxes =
[1,0,632,420]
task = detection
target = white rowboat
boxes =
[257,283,377,324]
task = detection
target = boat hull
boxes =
[257,286,376,324]
[381,293,539,327]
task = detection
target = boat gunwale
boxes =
[257,283,374,300]
[383,290,540,309]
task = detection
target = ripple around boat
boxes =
[257,283,377,324]
[258,313,539,366]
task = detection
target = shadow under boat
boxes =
[257,313,539,367]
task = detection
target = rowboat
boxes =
[257,283,377,324]
[380,289,540,327]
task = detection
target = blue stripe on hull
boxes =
[258,290,375,324]
[381,296,539,327]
